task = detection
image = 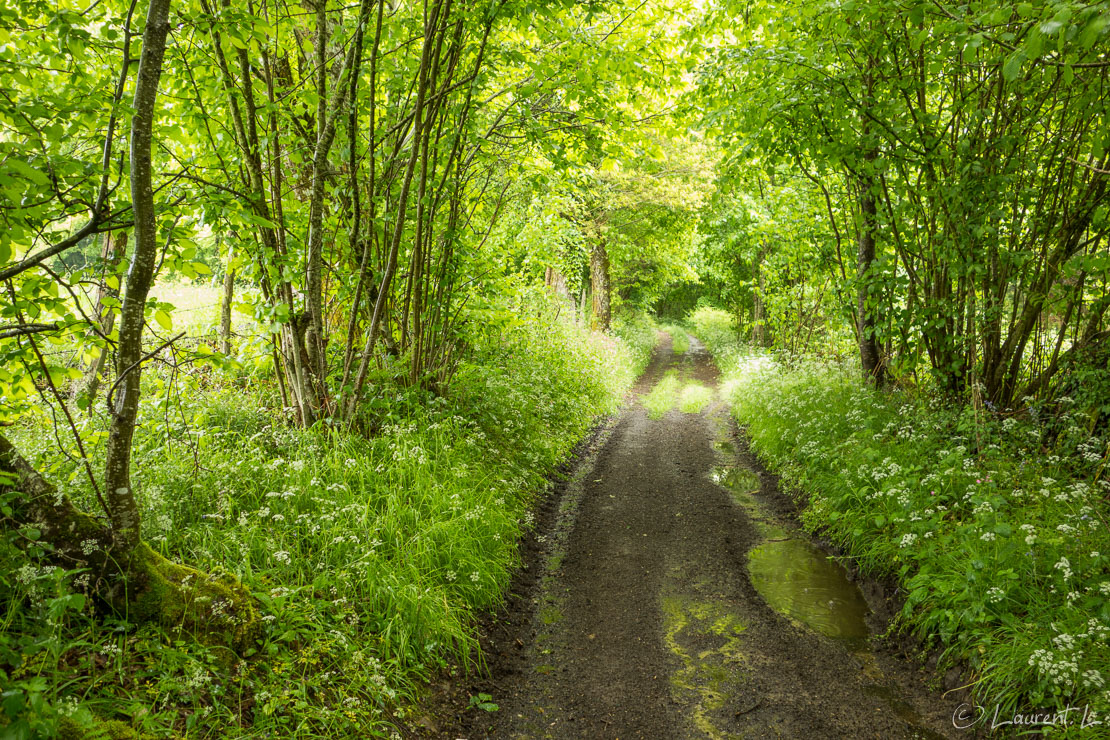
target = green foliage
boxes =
[698,329,1110,723]
[0,306,647,738]
[467,693,499,712]
[687,306,743,370]
[611,312,659,378]
[693,0,1110,401]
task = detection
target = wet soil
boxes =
[413,333,964,739]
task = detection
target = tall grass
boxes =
[689,306,1110,729]
[1,308,655,739]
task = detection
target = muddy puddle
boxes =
[747,538,870,642]
[710,462,867,640]
[710,452,944,738]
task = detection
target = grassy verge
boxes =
[688,306,1110,728]
[1,305,656,739]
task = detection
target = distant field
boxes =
[152,280,225,332]
[149,280,264,343]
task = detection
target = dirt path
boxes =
[425,334,963,739]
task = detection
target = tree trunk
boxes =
[75,229,128,410]
[303,0,374,413]
[545,266,573,307]
[857,166,885,385]
[220,266,235,356]
[590,240,611,331]
[0,433,258,652]
[855,59,886,386]
[102,0,173,556]
[346,0,447,419]
[751,244,771,347]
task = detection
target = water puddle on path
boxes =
[746,538,870,642]
[708,455,944,738]
[710,462,868,641]
[710,466,786,538]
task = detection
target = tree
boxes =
[696,0,1110,401]
[0,0,257,651]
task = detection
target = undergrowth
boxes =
[689,306,1110,733]
[0,304,655,739]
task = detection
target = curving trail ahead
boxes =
[424,333,961,739]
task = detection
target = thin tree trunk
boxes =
[340,0,385,392]
[102,0,173,556]
[857,169,884,385]
[75,229,128,410]
[590,237,611,331]
[752,243,770,347]
[347,0,449,419]
[220,261,235,355]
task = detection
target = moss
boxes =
[2,433,259,656]
[128,542,260,656]
[538,605,563,625]
[57,716,145,740]
[661,593,748,739]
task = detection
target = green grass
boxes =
[677,383,713,414]
[0,307,656,738]
[644,370,682,419]
[643,369,713,418]
[689,306,1110,728]
[662,325,690,355]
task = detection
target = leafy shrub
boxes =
[611,311,658,377]
[697,336,1110,726]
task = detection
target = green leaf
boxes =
[1002,52,1025,82]
[1,689,25,718]
[153,309,173,331]
[7,158,49,186]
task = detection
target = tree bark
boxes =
[75,229,128,410]
[545,266,573,306]
[590,239,611,331]
[751,243,771,347]
[220,265,235,356]
[856,168,885,385]
[102,0,173,556]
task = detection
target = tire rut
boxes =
[419,333,962,740]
